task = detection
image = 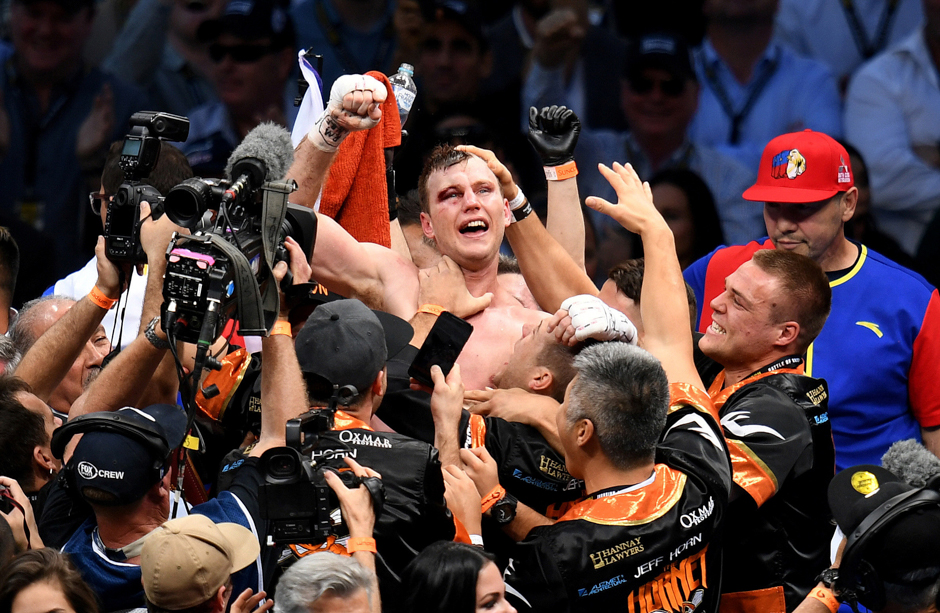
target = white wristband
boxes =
[508,188,527,211]
[469,534,485,546]
[309,110,349,153]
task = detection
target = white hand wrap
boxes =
[560,294,638,345]
[308,74,387,152]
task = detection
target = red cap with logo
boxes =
[743,129,854,203]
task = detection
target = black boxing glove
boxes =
[527,105,581,166]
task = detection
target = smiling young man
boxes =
[685,130,940,471]
[698,248,835,611]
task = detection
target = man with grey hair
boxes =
[274,554,375,613]
[472,162,733,612]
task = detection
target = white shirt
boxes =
[51,258,148,349]
[844,26,940,254]
[774,0,923,84]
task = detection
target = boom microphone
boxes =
[881,439,940,487]
[224,121,295,185]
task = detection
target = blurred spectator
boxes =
[181,0,297,177]
[648,168,726,269]
[0,548,99,613]
[102,0,225,116]
[291,0,395,89]
[840,140,915,269]
[391,0,424,71]
[395,7,536,194]
[775,0,923,91]
[0,0,147,281]
[844,0,940,256]
[577,32,759,280]
[688,0,843,173]
[521,0,627,131]
[484,0,549,96]
[400,542,516,613]
[274,554,374,613]
[0,228,20,335]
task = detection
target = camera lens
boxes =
[269,453,296,477]
[165,178,213,228]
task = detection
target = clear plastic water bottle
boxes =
[389,63,417,129]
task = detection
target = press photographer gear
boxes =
[106,112,190,264]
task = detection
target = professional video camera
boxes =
[258,399,385,545]
[159,123,317,347]
[106,111,190,264]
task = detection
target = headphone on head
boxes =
[51,411,175,494]
[836,477,940,612]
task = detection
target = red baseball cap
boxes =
[743,129,854,203]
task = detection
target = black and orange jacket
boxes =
[278,411,457,606]
[708,357,835,613]
[504,384,732,613]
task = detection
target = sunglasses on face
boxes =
[627,75,686,97]
[89,191,109,216]
[209,43,275,63]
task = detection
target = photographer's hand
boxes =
[94,236,126,300]
[0,476,43,552]
[324,457,383,613]
[139,200,188,276]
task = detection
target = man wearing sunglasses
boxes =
[181,0,297,177]
[577,32,759,281]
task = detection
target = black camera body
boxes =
[106,111,189,264]
[258,407,385,546]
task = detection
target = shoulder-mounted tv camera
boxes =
[258,388,385,546]
[106,111,190,264]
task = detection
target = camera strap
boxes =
[201,235,267,335]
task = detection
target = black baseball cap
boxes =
[198,0,294,48]
[829,465,940,581]
[69,404,187,506]
[295,299,414,395]
[624,32,696,82]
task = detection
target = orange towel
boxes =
[319,71,401,248]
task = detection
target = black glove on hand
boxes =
[527,105,581,166]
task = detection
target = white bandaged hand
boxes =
[560,294,638,344]
[309,74,388,152]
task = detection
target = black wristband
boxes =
[510,199,534,223]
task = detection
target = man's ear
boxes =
[527,367,553,394]
[575,418,594,449]
[775,321,800,349]
[34,446,55,472]
[840,187,859,223]
[420,211,435,240]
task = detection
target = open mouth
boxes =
[459,219,489,236]
[709,321,726,335]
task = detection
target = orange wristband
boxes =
[480,484,506,514]
[543,160,578,181]
[417,304,445,317]
[346,537,377,554]
[89,285,118,310]
[808,586,839,613]
[270,320,292,336]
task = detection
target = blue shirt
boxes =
[685,240,940,470]
[62,471,264,612]
[689,40,843,173]
[0,61,148,276]
[290,0,396,90]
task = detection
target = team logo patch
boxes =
[838,155,852,184]
[77,461,124,480]
[851,470,879,495]
[771,149,806,180]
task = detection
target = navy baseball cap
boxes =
[295,299,413,395]
[198,0,294,48]
[70,404,187,506]
[624,32,696,82]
